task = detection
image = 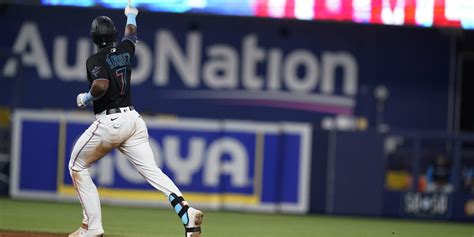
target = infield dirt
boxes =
[0,231,67,237]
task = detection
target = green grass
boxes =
[0,197,472,237]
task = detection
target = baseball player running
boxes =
[68,4,203,237]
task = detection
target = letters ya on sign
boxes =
[89,136,251,188]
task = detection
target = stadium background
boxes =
[0,0,473,236]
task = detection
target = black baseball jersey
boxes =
[86,35,137,114]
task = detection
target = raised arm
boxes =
[125,24,137,37]
[124,5,138,38]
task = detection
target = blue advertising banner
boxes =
[0,5,451,130]
[10,110,312,213]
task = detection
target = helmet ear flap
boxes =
[92,33,117,46]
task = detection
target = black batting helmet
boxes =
[90,16,117,47]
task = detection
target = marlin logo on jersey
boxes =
[91,66,102,77]
[106,52,130,69]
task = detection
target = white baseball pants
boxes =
[68,108,182,232]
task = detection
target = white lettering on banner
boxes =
[321,52,358,96]
[88,136,250,188]
[156,30,202,87]
[283,50,319,92]
[203,45,239,89]
[404,193,448,215]
[53,37,90,80]
[204,138,249,187]
[164,136,205,185]
[154,30,358,96]
[267,49,283,90]
[3,22,52,78]
[130,42,153,85]
[2,22,359,112]
[242,35,265,90]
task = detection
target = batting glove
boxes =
[125,5,139,17]
[76,92,92,108]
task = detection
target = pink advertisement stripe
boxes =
[217,99,353,115]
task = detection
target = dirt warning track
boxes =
[0,231,67,237]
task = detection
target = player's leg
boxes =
[117,141,182,197]
[119,114,203,237]
[68,120,114,236]
[118,141,203,237]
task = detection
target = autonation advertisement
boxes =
[10,110,312,213]
[0,5,451,130]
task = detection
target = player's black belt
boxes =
[105,106,134,115]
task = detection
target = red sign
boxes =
[253,0,472,29]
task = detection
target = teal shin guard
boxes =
[169,193,189,225]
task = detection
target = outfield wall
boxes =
[10,110,311,213]
[309,130,474,221]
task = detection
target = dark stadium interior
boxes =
[1,2,474,235]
